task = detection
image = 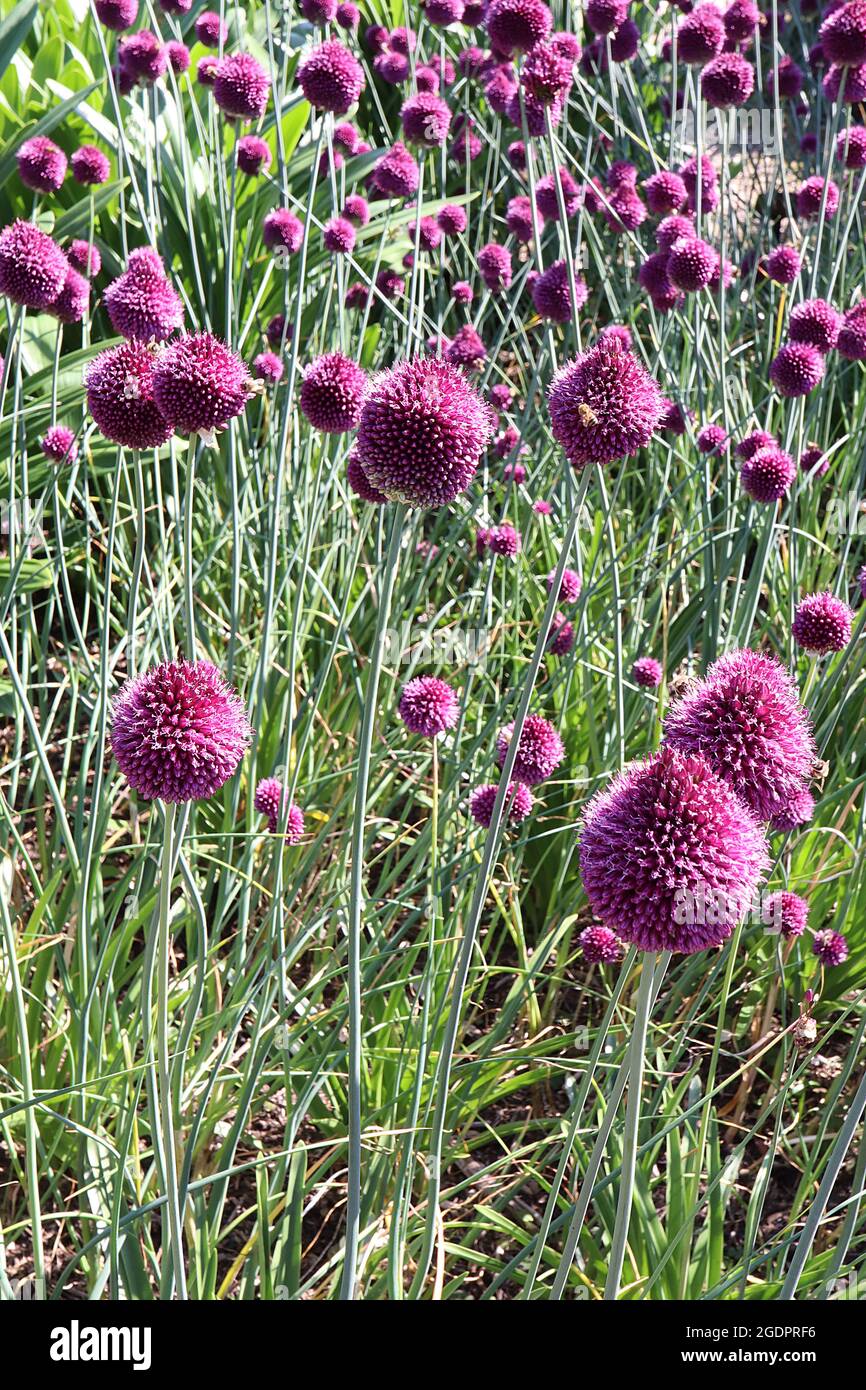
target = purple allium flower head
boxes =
[723,0,760,43]
[452,280,473,304]
[398,676,459,736]
[119,30,167,84]
[401,92,452,146]
[389,26,416,55]
[668,236,719,292]
[603,186,648,233]
[766,55,804,99]
[67,239,101,276]
[265,314,287,350]
[469,780,534,828]
[300,0,336,22]
[740,444,796,501]
[800,444,830,478]
[374,48,410,84]
[437,203,467,235]
[548,338,664,469]
[417,216,442,253]
[444,323,487,369]
[450,115,484,162]
[237,135,271,176]
[610,17,640,61]
[424,0,464,23]
[70,145,110,186]
[364,22,388,52]
[579,924,624,964]
[586,0,628,36]
[821,0,866,65]
[95,0,138,27]
[375,268,405,300]
[769,787,815,833]
[679,154,719,213]
[701,51,754,105]
[837,124,866,167]
[160,0,192,13]
[488,523,522,557]
[633,656,663,687]
[678,3,726,63]
[165,40,190,74]
[535,167,580,220]
[580,747,769,953]
[197,56,219,86]
[656,213,695,253]
[347,450,388,503]
[104,247,184,342]
[152,332,251,438]
[342,195,370,228]
[506,195,535,242]
[769,342,825,398]
[373,142,420,198]
[643,170,688,215]
[17,136,67,194]
[214,52,270,121]
[599,324,633,351]
[813,929,849,966]
[766,244,801,284]
[660,399,692,435]
[478,242,512,294]
[664,647,815,822]
[322,215,356,255]
[507,139,527,169]
[85,341,174,449]
[763,890,809,939]
[636,254,674,308]
[797,176,839,220]
[495,713,564,785]
[838,302,866,358]
[111,659,251,802]
[547,566,582,603]
[736,429,776,460]
[697,423,727,454]
[532,259,588,322]
[194,10,227,46]
[789,298,842,353]
[333,122,358,155]
[415,64,441,93]
[486,0,552,55]
[521,38,575,103]
[792,591,854,653]
[263,208,304,255]
[50,264,90,324]
[548,610,574,655]
[300,351,366,432]
[0,221,68,309]
[605,161,638,192]
[253,777,305,842]
[356,357,492,507]
[297,40,365,113]
[253,351,284,384]
[40,425,78,464]
[534,499,552,515]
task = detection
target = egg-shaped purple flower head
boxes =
[579,924,624,964]
[297,40,365,114]
[769,342,825,398]
[656,213,695,254]
[679,154,719,214]
[532,259,589,323]
[347,449,387,503]
[723,0,759,43]
[355,356,493,508]
[152,332,251,440]
[495,713,564,786]
[437,204,467,236]
[663,647,815,823]
[67,239,101,277]
[71,144,111,186]
[769,786,815,834]
[586,0,627,35]
[701,52,754,106]
[119,30,167,84]
[643,170,687,215]
[263,208,304,257]
[547,566,582,603]
[343,194,370,228]
[668,236,719,292]
[580,747,769,954]
[336,0,360,25]
[813,929,848,966]
[95,0,138,28]
[789,298,842,353]
[166,40,190,74]
[548,611,574,655]
[17,136,67,194]
[254,777,305,841]
[424,0,465,23]
[323,215,356,255]
[237,135,271,176]
[837,124,866,167]
[469,780,534,828]
[40,425,78,464]
[488,522,522,557]
[478,242,512,294]
[548,338,665,469]
[823,59,866,101]
[51,264,90,324]
[486,0,552,54]
[521,38,575,103]
[197,55,219,86]
[253,351,284,384]
[763,890,809,939]
[792,591,854,653]
[633,656,663,688]
[104,247,185,342]
[401,92,452,147]
[445,324,486,370]
[800,444,830,478]
[300,351,366,433]
[111,659,251,802]
[766,245,801,285]
[373,142,420,198]
[678,3,726,63]
[195,10,227,46]
[301,0,336,22]
[86,341,175,449]
[697,423,727,454]
[213,52,270,120]
[398,676,459,736]
[797,177,839,221]
[838,302,866,359]
[739,444,796,502]
[535,168,580,221]
[821,1,866,65]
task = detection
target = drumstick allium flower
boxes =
[111,659,251,801]
[398,677,459,736]
[495,713,565,785]
[547,337,664,468]
[104,247,184,342]
[253,777,305,842]
[0,220,68,309]
[300,352,366,432]
[792,592,854,653]
[85,341,175,449]
[152,332,252,440]
[469,781,534,827]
